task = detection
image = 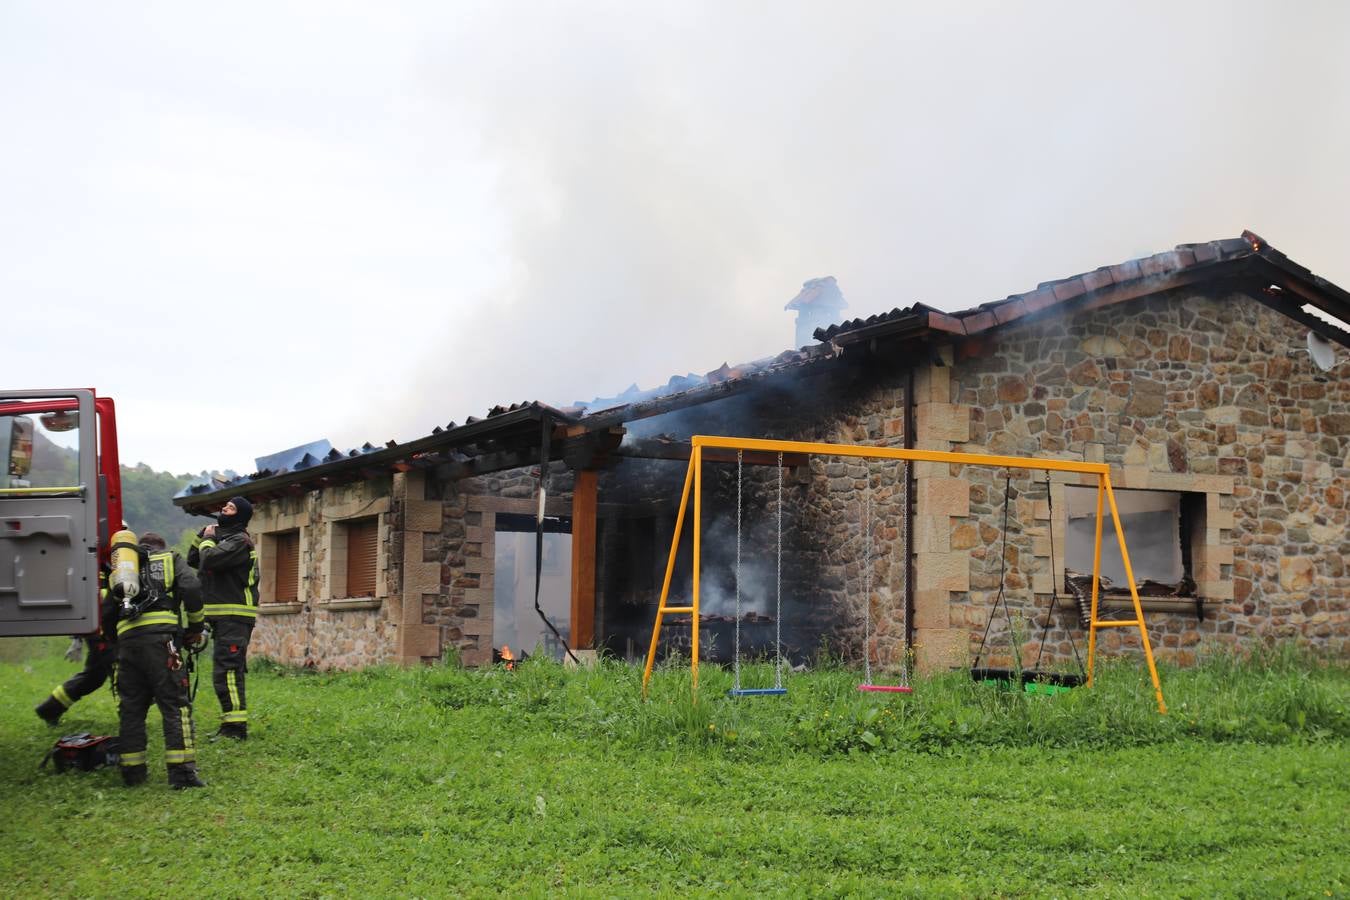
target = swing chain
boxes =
[973,472,1019,672]
[863,480,873,685]
[1031,472,1087,679]
[900,460,910,685]
[775,451,783,690]
[734,449,742,692]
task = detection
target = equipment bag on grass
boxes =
[41,733,121,772]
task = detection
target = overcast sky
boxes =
[3,2,1348,476]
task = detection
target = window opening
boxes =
[343,518,378,598]
[492,514,572,661]
[1065,487,1188,591]
[273,530,300,603]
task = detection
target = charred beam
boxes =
[615,438,807,467]
[433,447,545,481]
[562,427,626,471]
[579,361,835,431]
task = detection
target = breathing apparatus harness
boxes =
[115,545,168,622]
[113,540,208,699]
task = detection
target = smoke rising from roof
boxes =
[2,3,1346,472]
[386,1,1350,439]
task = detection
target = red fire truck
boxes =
[0,389,122,637]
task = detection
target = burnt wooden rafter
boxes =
[433,448,539,480]
[615,437,808,467]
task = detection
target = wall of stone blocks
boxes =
[424,463,576,667]
[929,289,1349,671]
[248,476,399,669]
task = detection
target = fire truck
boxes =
[0,389,121,637]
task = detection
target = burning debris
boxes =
[1065,571,1200,627]
[493,644,523,670]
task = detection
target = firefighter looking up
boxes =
[34,572,120,725]
[114,531,207,789]
[192,496,259,741]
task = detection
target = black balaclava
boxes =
[218,496,253,530]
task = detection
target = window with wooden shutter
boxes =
[274,530,300,603]
[344,517,379,598]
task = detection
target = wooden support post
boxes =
[570,469,598,649]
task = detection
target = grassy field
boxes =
[1,638,1346,897]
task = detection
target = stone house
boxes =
[175,231,1349,671]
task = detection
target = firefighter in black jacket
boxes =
[33,575,120,725]
[191,496,259,741]
[114,532,207,789]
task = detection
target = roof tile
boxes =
[1138,252,1177,277]
[1051,277,1087,302]
[961,310,998,333]
[1081,268,1113,292]
[1019,287,1060,315]
[1186,242,1220,264]
[991,297,1030,325]
[1109,259,1142,283]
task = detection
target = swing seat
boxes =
[970,667,1019,686]
[857,684,912,694]
[971,668,1084,694]
[1021,670,1084,694]
[727,687,788,697]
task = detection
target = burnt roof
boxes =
[174,401,575,513]
[567,342,841,429]
[815,231,1350,348]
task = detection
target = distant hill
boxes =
[31,431,205,545]
[120,463,201,544]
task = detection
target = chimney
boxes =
[784,276,847,348]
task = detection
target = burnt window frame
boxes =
[1063,485,1200,598]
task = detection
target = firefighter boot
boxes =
[168,764,207,790]
[34,695,65,725]
[211,722,247,742]
[121,764,148,787]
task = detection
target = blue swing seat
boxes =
[727,687,788,697]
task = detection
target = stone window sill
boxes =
[318,597,383,611]
[1098,596,1219,614]
[260,602,304,616]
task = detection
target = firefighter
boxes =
[33,574,120,725]
[114,531,207,789]
[191,496,259,741]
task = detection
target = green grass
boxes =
[2,640,1347,897]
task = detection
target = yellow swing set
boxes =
[641,435,1167,715]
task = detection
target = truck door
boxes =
[0,389,101,636]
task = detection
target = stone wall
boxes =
[602,288,1348,675]
[424,463,576,666]
[932,289,1349,669]
[249,476,399,669]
